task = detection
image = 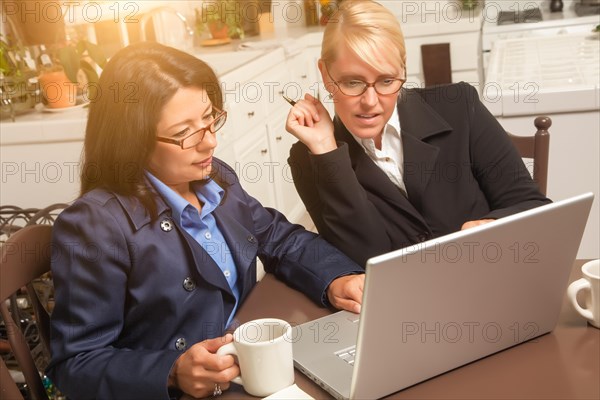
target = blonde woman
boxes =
[285,0,550,266]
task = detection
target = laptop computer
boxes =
[292,192,594,400]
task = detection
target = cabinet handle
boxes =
[301,74,307,79]
[276,136,282,141]
[261,149,268,155]
[247,111,255,118]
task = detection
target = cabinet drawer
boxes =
[286,51,319,100]
[233,125,277,209]
[224,64,290,134]
[224,83,267,133]
[258,66,290,115]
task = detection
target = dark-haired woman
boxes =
[47,42,364,400]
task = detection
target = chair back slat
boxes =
[507,116,551,196]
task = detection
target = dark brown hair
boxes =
[80,42,223,218]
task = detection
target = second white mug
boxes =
[567,259,600,328]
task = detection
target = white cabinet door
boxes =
[286,49,319,101]
[233,125,277,209]
[267,107,305,224]
[0,140,83,208]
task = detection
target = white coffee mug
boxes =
[567,259,600,328]
[217,318,295,397]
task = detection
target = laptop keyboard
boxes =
[335,346,357,365]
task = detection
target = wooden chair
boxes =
[1,224,53,400]
[419,45,550,195]
[506,116,551,196]
[1,203,66,359]
[421,43,452,87]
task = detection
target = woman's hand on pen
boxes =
[285,93,337,155]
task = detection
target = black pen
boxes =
[281,94,296,106]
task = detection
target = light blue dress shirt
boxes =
[146,172,240,327]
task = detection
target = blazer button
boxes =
[175,337,187,351]
[182,277,196,292]
[160,219,173,232]
[247,235,256,243]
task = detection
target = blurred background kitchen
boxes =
[1,0,598,259]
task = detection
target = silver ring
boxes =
[213,383,222,397]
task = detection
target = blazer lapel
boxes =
[398,89,452,207]
[174,221,235,297]
[334,118,422,220]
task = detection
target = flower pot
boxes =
[208,22,229,40]
[38,69,78,108]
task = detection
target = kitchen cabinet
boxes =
[0,111,87,208]
[267,106,305,221]
[0,139,83,207]
[232,125,278,209]
[286,49,318,101]
[212,47,309,224]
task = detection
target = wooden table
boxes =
[222,260,600,399]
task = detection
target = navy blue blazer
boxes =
[289,83,551,266]
[47,159,362,399]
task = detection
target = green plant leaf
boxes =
[76,40,87,56]
[84,41,107,69]
[80,59,99,84]
[0,48,11,75]
[57,46,80,83]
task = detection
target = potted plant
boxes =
[195,0,245,40]
[0,35,39,120]
[38,40,106,108]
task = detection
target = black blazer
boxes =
[288,83,551,266]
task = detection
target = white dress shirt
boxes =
[349,106,408,196]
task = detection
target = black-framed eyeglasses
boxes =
[156,108,227,149]
[325,67,406,96]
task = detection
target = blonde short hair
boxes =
[321,0,406,75]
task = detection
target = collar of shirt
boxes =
[350,104,401,156]
[145,172,224,225]
[348,105,407,195]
